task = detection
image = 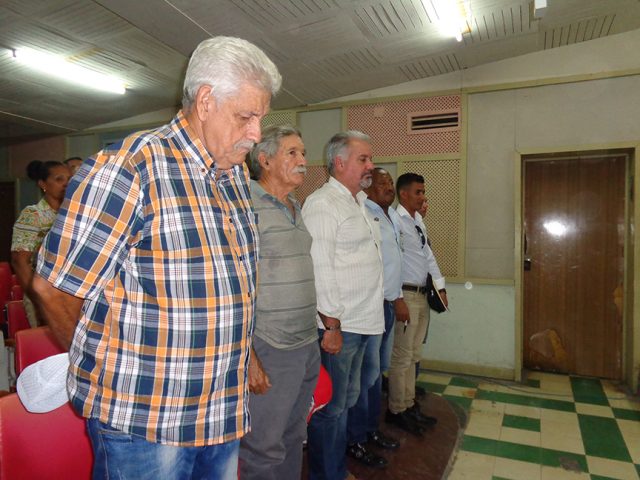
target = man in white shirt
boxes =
[386,173,449,435]
[345,168,404,469]
[302,131,384,480]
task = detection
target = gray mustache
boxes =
[236,140,255,150]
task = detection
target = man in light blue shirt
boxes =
[346,168,404,468]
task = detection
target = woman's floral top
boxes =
[11,197,57,267]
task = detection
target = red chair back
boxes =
[10,284,23,301]
[307,364,332,423]
[14,327,65,377]
[0,263,11,305]
[5,301,30,339]
[0,394,93,480]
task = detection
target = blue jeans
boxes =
[87,419,239,480]
[371,300,396,432]
[346,333,382,444]
[307,330,368,480]
[347,300,395,443]
[380,300,397,375]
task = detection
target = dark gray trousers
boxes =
[239,337,320,480]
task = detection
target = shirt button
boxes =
[229,217,233,223]
[201,168,205,173]
[239,256,243,261]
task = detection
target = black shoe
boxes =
[415,384,427,398]
[346,442,388,469]
[367,430,399,450]
[385,410,424,437]
[406,403,438,427]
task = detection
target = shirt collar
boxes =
[171,110,244,179]
[327,177,368,205]
[396,203,412,218]
[251,180,300,207]
[365,198,382,213]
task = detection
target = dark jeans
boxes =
[348,300,395,443]
[307,330,369,480]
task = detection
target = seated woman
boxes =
[11,160,71,328]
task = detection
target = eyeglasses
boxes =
[415,225,426,248]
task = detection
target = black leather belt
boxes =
[402,284,427,294]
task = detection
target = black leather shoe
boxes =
[407,403,438,427]
[367,430,399,450]
[384,410,424,437]
[346,442,388,469]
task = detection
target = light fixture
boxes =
[10,47,126,95]
[534,0,547,18]
[424,0,472,42]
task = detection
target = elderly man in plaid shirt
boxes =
[32,36,281,480]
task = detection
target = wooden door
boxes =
[523,155,626,379]
[0,182,16,262]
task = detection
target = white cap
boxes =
[16,353,70,413]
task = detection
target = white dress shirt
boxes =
[366,199,403,302]
[395,204,445,291]
[302,177,384,335]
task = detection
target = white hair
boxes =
[182,36,282,110]
[325,130,371,176]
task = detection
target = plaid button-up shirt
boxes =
[37,111,258,446]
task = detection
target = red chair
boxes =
[307,364,332,423]
[5,301,30,341]
[0,394,93,480]
[0,263,11,306]
[10,284,23,301]
[14,327,65,377]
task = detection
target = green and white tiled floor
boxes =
[417,370,640,480]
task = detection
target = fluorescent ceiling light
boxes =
[534,0,548,18]
[11,47,126,95]
[424,0,472,42]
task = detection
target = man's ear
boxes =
[195,85,214,121]
[258,152,270,169]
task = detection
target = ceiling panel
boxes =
[228,0,340,27]
[352,0,431,38]
[0,0,71,17]
[398,52,463,81]
[308,47,383,77]
[273,15,369,59]
[543,15,615,48]
[0,0,639,143]
[106,29,188,76]
[38,0,131,42]
[463,1,537,44]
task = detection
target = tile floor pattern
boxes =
[417,371,640,480]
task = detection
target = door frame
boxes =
[514,142,639,391]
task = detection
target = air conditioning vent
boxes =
[408,110,459,134]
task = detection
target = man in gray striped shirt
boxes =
[239,125,320,480]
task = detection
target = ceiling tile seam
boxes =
[387,1,406,31]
